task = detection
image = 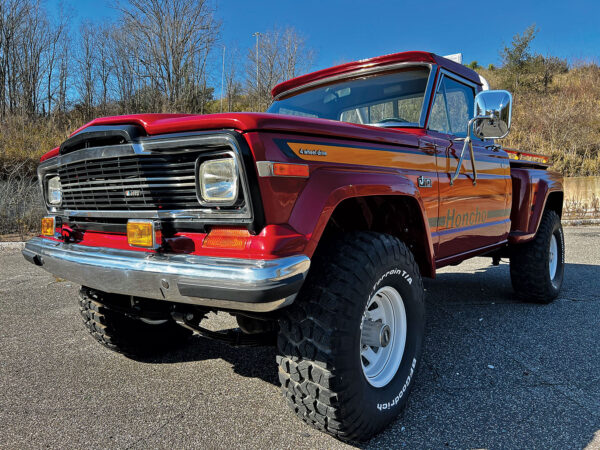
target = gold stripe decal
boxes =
[287,142,437,172]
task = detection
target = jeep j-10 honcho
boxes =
[23,51,564,442]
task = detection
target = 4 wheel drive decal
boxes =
[298,148,328,156]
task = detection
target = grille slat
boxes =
[58,153,202,211]
[61,176,196,188]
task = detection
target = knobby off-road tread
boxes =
[277,232,424,442]
[510,209,564,303]
[79,287,191,357]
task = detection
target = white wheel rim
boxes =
[360,286,407,388]
[549,234,558,280]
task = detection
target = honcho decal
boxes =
[428,208,510,231]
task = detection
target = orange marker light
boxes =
[127,220,158,248]
[203,227,250,250]
[272,163,309,178]
[41,217,55,236]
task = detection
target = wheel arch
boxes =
[288,168,436,278]
[319,195,435,278]
[509,168,564,244]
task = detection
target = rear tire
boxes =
[277,232,425,442]
[510,209,565,303]
[79,287,192,357]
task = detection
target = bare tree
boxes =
[0,0,28,117]
[108,26,137,113]
[55,36,70,113]
[43,12,68,116]
[113,0,220,112]
[0,0,71,117]
[95,25,112,114]
[247,26,314,110]
[75,22,96,120]
[224,47,243,111]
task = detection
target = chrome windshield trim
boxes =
[419,64,438,128]
[271,62,437,129]
[272,62,433,101]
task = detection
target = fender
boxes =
[509,168,564,244]
[288,168,436,277]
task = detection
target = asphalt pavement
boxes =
[1,227,599,449]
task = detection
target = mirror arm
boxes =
[469,137,477,186]
[450,136,469,186]
[449,116,490,186]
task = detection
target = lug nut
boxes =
[380,325,391,347]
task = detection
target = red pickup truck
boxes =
[23,51,564,442]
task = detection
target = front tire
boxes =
[277,232,425,442]
[79,287,192,357]
[510,209,565,303]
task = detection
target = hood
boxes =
[71,112,425,149]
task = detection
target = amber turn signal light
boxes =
[127,220,160,248]
[203,227,250,250]
[256,161,310,178]
[272,163,309,177]
[41,217,55,236]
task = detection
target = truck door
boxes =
[427,72,511,262]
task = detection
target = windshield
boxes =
[267,67,431,127]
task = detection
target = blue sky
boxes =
[56,0,599,77]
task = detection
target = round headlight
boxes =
[198,158,238,204]
[47,176,62,206]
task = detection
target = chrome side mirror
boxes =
[450,89,513,187]
[472,90,512,139]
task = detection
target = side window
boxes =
[428,75,474,137]
[428,87,450,134]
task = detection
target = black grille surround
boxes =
[59,152,210,211]
[38,131,263,232]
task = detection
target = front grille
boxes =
[58,153,201,211]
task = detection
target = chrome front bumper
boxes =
[23,237,310,312]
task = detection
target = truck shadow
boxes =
[137,261,599,448]
[134,334,280,385]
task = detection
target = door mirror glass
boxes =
[472,90,512,139]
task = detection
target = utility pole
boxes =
[221,45,225,113]
[253,32,260,110]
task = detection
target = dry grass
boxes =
[563,193,600,220]
[0,163,45,236]
[481,63,600,176]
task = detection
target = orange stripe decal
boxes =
[287,142,438,172]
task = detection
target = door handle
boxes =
[418,139,438,155]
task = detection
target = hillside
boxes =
[480,63,600,176]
